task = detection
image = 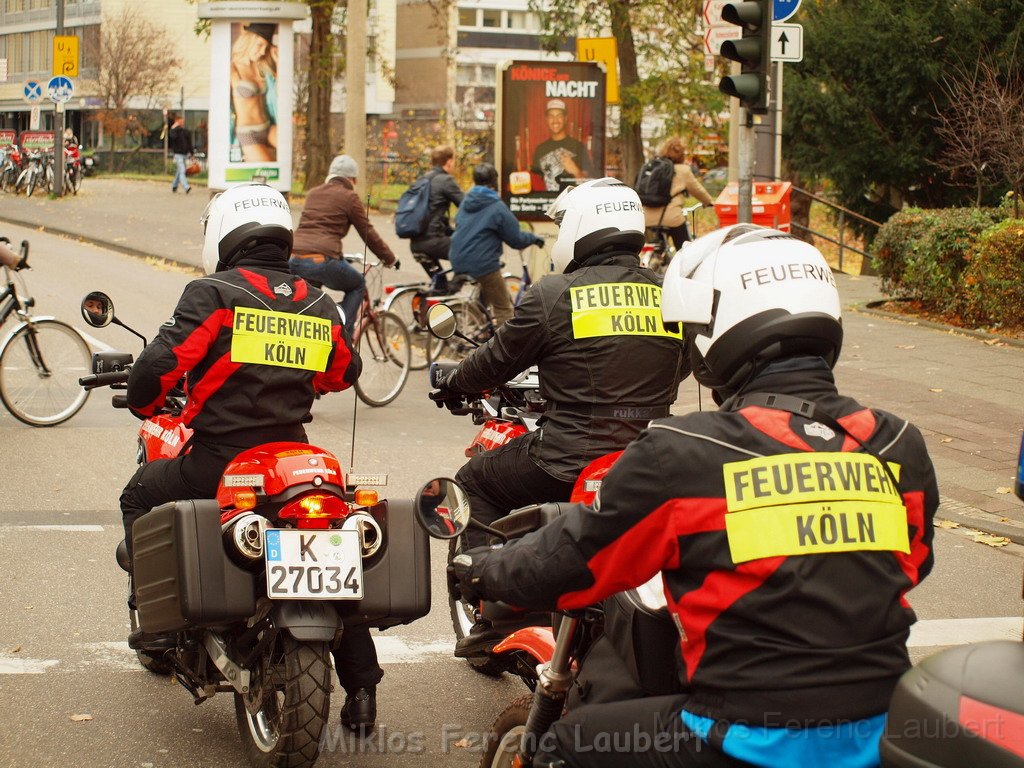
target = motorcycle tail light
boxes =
[353,489,378,506]
[280,493,349,530]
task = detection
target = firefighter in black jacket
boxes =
[450,225,938,767]
[431,177,689,654]
[121,184,378,734]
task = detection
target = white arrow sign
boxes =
[771,23,803,62]
[704,25,742,55]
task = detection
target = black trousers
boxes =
[455,434,576,548]
[664,222,691,250]
[119,440,241,559]
[332,625,384,694]
[533,695,747,768]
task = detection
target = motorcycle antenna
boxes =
[349,196,373,470]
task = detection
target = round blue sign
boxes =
[773,0,801,22]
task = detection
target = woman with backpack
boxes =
[637,137,717,248]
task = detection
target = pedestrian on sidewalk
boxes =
[169,116,194,194]
[290,154,397,335]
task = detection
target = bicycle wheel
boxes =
[385,287,431,371]
[353,310,410,407]
[26,170,36,197]
[71,166,82,194]
[0,319,91,426]
[430,300,490,364]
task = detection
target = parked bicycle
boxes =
[0,145,23,193]
[0,238,92,425]
[14,150,53,197]
[640,201,705,274]
[345,255,411,407]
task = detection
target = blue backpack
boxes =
[395,171,436,239]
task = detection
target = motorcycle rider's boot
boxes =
[127,628,175,651]
[340,687,377,733]
[454,620,506,658]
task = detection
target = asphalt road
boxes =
[0,224,1022,768]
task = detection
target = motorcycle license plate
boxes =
[264,529,363,600]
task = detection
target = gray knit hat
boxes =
[326,154,358,181]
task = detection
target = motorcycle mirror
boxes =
[427,303,457,340]
[413,477,471,539]
[81,291,114,328]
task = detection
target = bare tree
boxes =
[932,53,1024,214]
[94,6,181,163]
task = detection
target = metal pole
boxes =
[344,0,368,198]
[738,109,754,223]
[773,62,783,181]
[52,0,65,197]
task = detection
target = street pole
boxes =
[52,0,65,197]
[344,0,367,198]
[738,108,754,223]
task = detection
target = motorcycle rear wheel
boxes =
[234,634,331,768]
[478,694,532,768]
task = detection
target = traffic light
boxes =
[718,1,772,114]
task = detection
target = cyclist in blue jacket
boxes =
[449,163,544,326]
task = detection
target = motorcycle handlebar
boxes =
[79,370,130,389]
[111,394,128,409]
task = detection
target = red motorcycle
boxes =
[78,291,431,768]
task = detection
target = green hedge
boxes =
[959,219,1024,327]
[870,207,1004,312]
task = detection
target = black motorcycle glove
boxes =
[428,372,465,410]
[447,549,489,605]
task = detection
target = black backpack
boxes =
[634,157,675,207]
[395,171,436,239]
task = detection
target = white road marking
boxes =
[0,524,105,532]
[75,328,114,352]
[0,653,60,674]
[373,637,454,664]
[908,616,1022,647]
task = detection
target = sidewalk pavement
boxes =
[2,178,1023,543]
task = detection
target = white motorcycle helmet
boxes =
[661,224,843,396]
[546,177,646,273]
[200,184,293,275]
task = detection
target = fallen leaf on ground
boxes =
[453,739,472,748]
[940,438,953,443]
[10,645,21,653]
[929,388,944,393]
[69,714,93,722]
[1001,517,1011,523]
[972,533,1010,547]
[996,487,1012,494]
[896,344,915,349]
[935,520,960,529]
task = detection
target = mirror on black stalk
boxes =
[81,291,114,328]
[414,477,472,539]
[427,303,457,340]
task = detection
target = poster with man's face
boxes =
[227,21,280,176]
[498,61,606,220]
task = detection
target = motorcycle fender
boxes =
[491,626,556,664]
[272,602,339,642]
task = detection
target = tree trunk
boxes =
[787,170,814,245]
[304,1,337,191]
[608,0,642,187]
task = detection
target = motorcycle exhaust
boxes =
[342,512,384,559]
[222,513,268,565]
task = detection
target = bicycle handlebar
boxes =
[79,370,130,389]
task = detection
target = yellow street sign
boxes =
[577,37,618,105]
[53,36,79,78]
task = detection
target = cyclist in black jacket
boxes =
[432,178,689,654]
[122,184,380,734]
[450,225,938,768]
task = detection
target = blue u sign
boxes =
[773,0,801,22]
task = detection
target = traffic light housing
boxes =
[718,1,772,114]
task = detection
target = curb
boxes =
[936,499,1024,547]
[854,301,1024,349]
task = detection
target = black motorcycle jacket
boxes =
[468,360,938,724]
[446,252,688,480]
[128,249,360,445]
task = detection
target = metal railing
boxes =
[790,186,883,274]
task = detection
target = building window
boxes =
[5,0,26,12]
[458,8,477,27]
[6,34,25,74]
[457,6,540,33]
[481,9,501,27]
[29,0,49,9]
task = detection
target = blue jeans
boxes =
[288,255,364,335]
[172,153,190,191]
